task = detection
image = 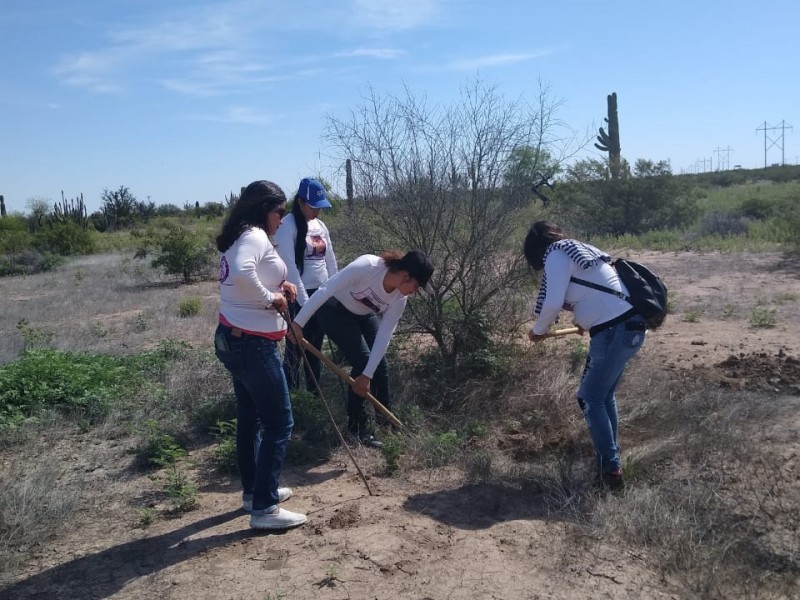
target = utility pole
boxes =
[714,146,733,171]
[757,121,793,167]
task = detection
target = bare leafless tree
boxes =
[325,78,581,375]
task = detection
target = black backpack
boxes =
[570,259,668,330]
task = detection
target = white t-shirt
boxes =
[294,254,407,378]
[273,213,337,305]
[532,248,633,335]
[218,227,288,334]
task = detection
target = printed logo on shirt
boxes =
[219,256,230,284]
[306,234,327,260]
[350,287,389,314]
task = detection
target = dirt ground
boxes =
[1,250,799,600]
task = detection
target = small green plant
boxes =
[90,321,111,338]
[419,430,460,468]
[380,433,404,475]
[682,310,701,323]
[178,296,203,318]
[210,419,237,473]
[137,507,157,528]
[132,312,148,333]
[749,305,777,328]
[264,593,285,600]
[164,465,198,512]
[16,319,54,350]
[721,304,736,318]
[136,420,187,468]
[465,449,493,484]
[74,268,85,283]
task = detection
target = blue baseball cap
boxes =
[297,178,332,209]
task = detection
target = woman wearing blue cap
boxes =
[274,178,337,393]
[290,249,434,448]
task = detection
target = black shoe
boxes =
[600,469,625,492]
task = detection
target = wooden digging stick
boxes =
[546,326,581,338]
[299,339,404,429]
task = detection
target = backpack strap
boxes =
[569,276,631,303]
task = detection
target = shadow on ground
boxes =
[0,510,275,599]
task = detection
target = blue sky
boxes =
[1,0,798,214]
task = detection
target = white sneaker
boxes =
[242,487,293,512]
[250,507,307,530]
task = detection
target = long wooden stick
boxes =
[545,326,581,338]
[299,339,404,429]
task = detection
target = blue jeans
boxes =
[315,298,390,433]
[577,316,646,474]
[214,324,293,511]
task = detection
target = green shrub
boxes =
[210,419,237,473]
[136,419,188,468]
[164,465,198,512]
[0,349,169,432]
[0,250,63,277]
[380,433,404,475]
[750,306,776,328]
[419,430,460,468]
[136,222,216,283]
[178,296,203,317]
[16,319,54,350]
[36,222,96,256]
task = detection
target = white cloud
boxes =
[448,52,552,71]
[351,0,443,30]
[335,48,405,59]
[190,106,273,125]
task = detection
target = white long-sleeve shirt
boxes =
[294,255,407,378]
[532,248,633,335]
[273,213,337,305]
[218,227,288,334]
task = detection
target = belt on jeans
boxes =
[589,308,638,338]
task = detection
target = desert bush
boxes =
[0,250,62,277]
[749,305,777,328]
[0,215,34,253]
[134,222,217,283]
[325,78,578,378]
[0,464,80,564]
[554,159,700,236]
[417,430,460,468]
[36,222,96,256]
[694,210,750,237]
[178,296,203,317]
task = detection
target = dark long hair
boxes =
[523,221,566,270]
[216,180,286,253]
[291,195,308,275]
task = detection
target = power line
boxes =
[756,120,794,167]
[714,146,733,171]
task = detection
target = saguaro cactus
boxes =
[595,92,621,179]
[0,195,6,217]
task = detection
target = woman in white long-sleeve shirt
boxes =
[524,221,646,491]
[273,178,337,393]
[214,180,306,530]
[290,250,434,447]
